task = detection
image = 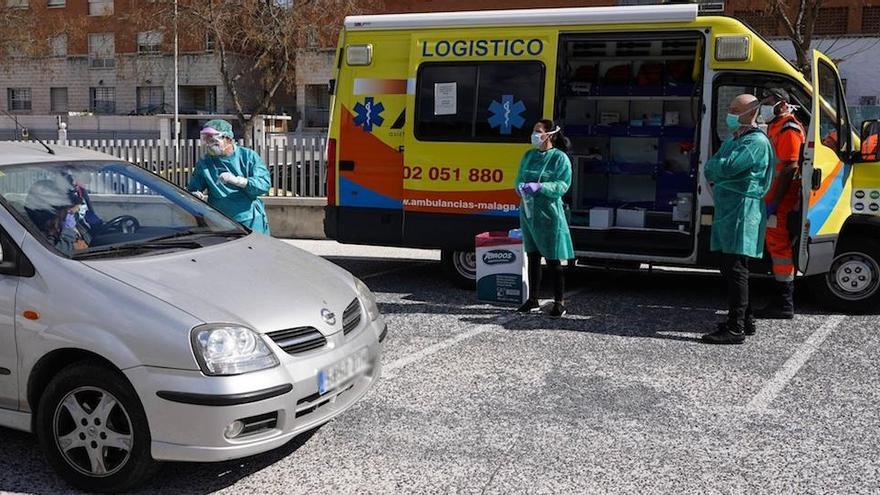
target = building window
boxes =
[50,87,68,113]
[815,7,849,36]
[136,86,165,113]
[862,6,880,34]
[6,0,28,8]
[415,62,545,142]
[90,87,116,114]
[861,96,878,106]
[51,34,67,57]
[88,33,115,68]
[136,31,163,54]
[733,10,779,37]
[304,84,330,128]
[180,86,216,113]
[47,0,65,7]
[205,32,215,52]
[7,88,31,112]
[88,0,112,16]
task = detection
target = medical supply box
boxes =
[475,231,529,304]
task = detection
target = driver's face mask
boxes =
[201,134,226,156]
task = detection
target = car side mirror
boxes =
[859,119,880,162]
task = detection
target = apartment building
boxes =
[1,0,258,119]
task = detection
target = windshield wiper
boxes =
[144,229,248,244]
[72,240,203,260]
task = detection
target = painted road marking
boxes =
[746,314,847,413]
[382,288,588,380]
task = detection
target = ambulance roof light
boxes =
[715,36,750,61]
[346,44,372,66]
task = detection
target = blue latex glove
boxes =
[63,213,77,230]
[766,201,778,217]
[520,182,542,195]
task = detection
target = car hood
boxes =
[83,235,357,336]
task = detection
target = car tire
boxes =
[36,362,158,493]
[807,238,880,314]
[442,249,477,289]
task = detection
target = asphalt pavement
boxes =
[1,240,878,494]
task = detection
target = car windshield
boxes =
[0,160,247,259]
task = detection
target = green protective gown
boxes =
[188,146,272,235]
[515,147,574,261]
[704,129,776,258]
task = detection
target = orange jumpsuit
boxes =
[765,114,805,283]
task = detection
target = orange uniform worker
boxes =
[756,89,804,319]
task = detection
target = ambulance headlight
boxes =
[347,44,373,66]
[715,36,750,61]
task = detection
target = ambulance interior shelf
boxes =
[556,34,701,235]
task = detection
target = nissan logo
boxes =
[321,308,336,326]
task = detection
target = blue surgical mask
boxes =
[725,113,741,131]
[531,133,544,148]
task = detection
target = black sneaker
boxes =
[516,299,540,313]
[701,324,745,345]
[744,320,757,336]
[548,302,567,318]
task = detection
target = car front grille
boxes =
[342,299,362,335]
[266,326,326,354]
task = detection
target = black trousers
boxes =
[720,254,754,329]
[527,252,565,303]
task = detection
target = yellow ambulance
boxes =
[325,4,880,312]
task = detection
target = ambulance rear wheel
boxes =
[442,250,476,289]
[808,238,880,314]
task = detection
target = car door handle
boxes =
[812,168,822,190]
[340,160,355,172]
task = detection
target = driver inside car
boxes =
[24,179,91,255]
[62,166,103,231]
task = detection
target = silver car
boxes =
[0,142,385,492]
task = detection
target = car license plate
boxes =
[318,348,370,395]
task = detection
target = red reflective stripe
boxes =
[808,141,815,148]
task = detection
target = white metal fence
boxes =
[14,137,328,198]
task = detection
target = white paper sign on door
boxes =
[434,82,457,116]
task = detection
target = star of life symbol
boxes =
[353,97,385,131]
[488,95,526,135]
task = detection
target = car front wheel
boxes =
[809,238,880,314]
[36,362,158,493]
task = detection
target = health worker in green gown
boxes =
[702,94,776,345]
[515,119,574,318]
[187,119,272,235]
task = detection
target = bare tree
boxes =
[129,0,374,142]
[739,0,878,73]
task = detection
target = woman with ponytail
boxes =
[514,119,574,317]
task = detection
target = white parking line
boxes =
[382,288,587,380]
[745,315,847,413]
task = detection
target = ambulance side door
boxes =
[799,50,854,275]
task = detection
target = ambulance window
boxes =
[415,65,478,140]
[415,61,545,142]
[817,61,852,157]
[711,74,810,151]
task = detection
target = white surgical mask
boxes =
[207,143,225,156]
[758,105,776,124]
[531,133,544,148]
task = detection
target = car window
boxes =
[0,161,245,258]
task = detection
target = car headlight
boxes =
[354,277,381,322]
[191,325,279,376]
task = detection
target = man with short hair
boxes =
[755,89,805,320]
[702,94,776,345]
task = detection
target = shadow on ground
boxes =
[0,421,321,495]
